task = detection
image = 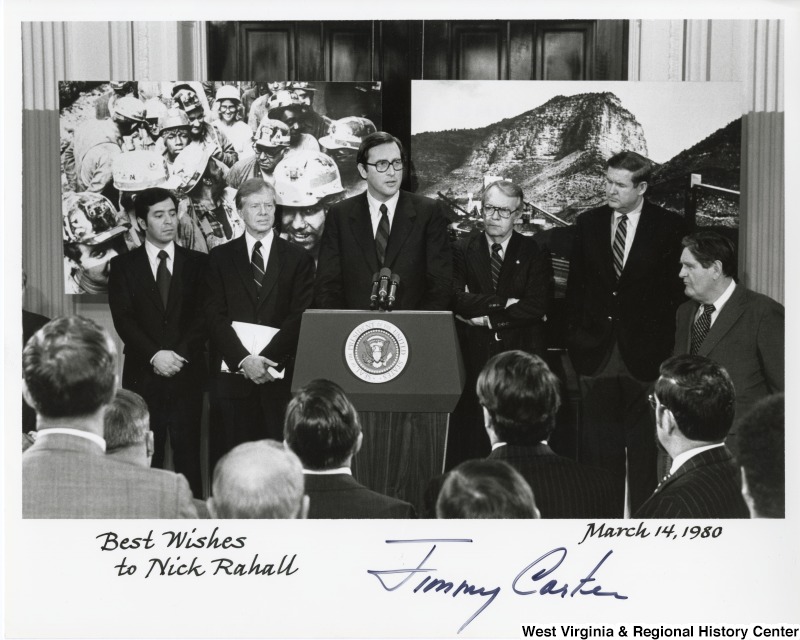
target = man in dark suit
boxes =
[22,316,197,519]
[448,179,552,467]
[204,178,315,460]
[108,187,208,497]
[314,130,452,310]
[284,379,416,519]
[565,150,687,513]
[635,355,749,519]
[674,231,784,457]
[479,350,619,518]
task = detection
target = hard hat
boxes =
[62,192,129,245]
[288,82,316,105]
[171,82,198,97]
[110,81,135,92]
[113,96,147,123]
[255,118,291,149]
[319,117,377,150]
[273,150,345,208]
[112,150,170,192]
[144,98,169,122]
[165,142,215,193]
[267,90,304,118]
[214,85,241,104]
[158,108,190,131]
[174,89,203,114]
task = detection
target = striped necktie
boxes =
[375,203,390,266]
[612,214,628,279]
[156,250,170,308]
[491,243,503,291]
[252,240,265,295]
[690,304,716,354]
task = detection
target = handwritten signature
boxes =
[367,539,627,634]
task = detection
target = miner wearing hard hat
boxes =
[319,116,377,198]
[157,108,192,166]
[226,118,290,190]
[173,85,238,168]
[141,98,169,150]
[212,85,255,162]
[265,89,320,153]
[274,150,345,265]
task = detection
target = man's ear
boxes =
[298,494,310,519]
[636,180,648,196]
[353,431,364,455]
[482,406,492,429]
[145,431,155,459]
[21,379,36,411]
[206,498,217,519]
[137,216,149,233]
[356,163,368,180]
[740,467,756,517]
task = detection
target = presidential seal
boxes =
[344,320,410,383]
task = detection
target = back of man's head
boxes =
[23,316,117,419]
[737,394,784,518]
[436,459,539,519]
[284,379,361,470]
[209,440,307,519]
[655,354,735,443]
[104,389,152,465]
[477,350,561,445]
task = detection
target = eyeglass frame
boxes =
[482,204,521,219]
[363,159,404,173]
[648,393,670,413]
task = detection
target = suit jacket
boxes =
[454,230,552,367]
[204,232,315,397]
[565,202,687,380]
[22,432,198,519]
[22,310,50,433]
[314,190,453,310]
[304,473,416,519]
[489,444,620,519]
[674,285,784,426]
[108,244,209,395]
[634,446,749,518]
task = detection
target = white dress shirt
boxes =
[610,198,644,268]
[366,190,400,237]
[36,428,107,452]
[669,443,725,475]
[694,280,736,326]
[144,240,175,279]
[484,233,511,258]
[244,229,274,268]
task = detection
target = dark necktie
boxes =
[690,303,716,354]
[156,250,170,308]
[490,243,503,291]
[252,240,265,295]
[612,214,628,279]
[375,203,390,266]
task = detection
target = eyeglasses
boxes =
[364,159,403,173]
[483,205,519,219]
[187,113,204,123]
[648,393,669,412]
[219,105,238,112]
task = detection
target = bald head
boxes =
[209,440,308,519]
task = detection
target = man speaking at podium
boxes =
[313,131,452,311]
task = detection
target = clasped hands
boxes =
[239,355,279,384]
[152,350,188,377]
[455,298,519,327]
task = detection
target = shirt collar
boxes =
[37,428,107,452]
[709,279,736,310]
[485,232,513,254]
[303,467,352,476]
[144,239,175,264]
[614,197,644,220]
[670,442,724,474]
[366,190,400,217]
[245,229,273,257]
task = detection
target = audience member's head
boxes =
[284,379,362,470]
[103,389,154,467]
[653,355,735,455]
[436,459,540,519]
[22,316,117,424]
[737,394,784,518]
[208,440,308,519]
[477,350,561,445]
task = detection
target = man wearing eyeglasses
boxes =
[314,130,452,310]
[446,180,553,468]
[634,355,749,519]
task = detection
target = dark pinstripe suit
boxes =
[488,444,620,519]
[634,446,749,519]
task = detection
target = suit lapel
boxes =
[699,285,746,356]
[621,203,655,282]
[257,234,282,306]
[497,231,522,292]
[469,233,495,294]
[592,207,617,286]
[165,245,185,317]
[384,192,415,269]
[348,194,379,274]
[232,235,260,305]
[134,246,164,313]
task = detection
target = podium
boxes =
[293,310,465,514]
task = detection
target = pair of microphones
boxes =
[370,268,400,311]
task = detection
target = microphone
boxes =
[377,267,391,308]
[386,273,400,310]
[369,271,380,310]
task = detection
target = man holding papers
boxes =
[205,178,315,459]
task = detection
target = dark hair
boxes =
[655,354,735,442]
[103,389,150,450]
[284,379,360,470]
[235,178,276,210]
[23,316,117,418]
[737,394,784,518]
[356,131,404,168]
[133,188,177,223]
[476,351,561,444]
[606,150,652,186]
[681,231,737,278]
[482,180,524,207]
[436,459,538,519]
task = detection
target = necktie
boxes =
[156,250,170,308]
[490,243,503,291]
[252,241,265,295]
[375,203,390,266]
[690,303,716,354]
[612,214,628,279]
